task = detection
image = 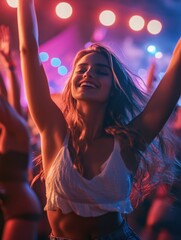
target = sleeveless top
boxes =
[44,133,133,217]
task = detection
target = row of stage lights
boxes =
[7,0,180,106]
[7,0,162,35]
[6,0,164,79]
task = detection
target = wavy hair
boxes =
[58,43,178,207]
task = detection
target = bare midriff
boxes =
[47,209,123,239]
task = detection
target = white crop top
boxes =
[44,132,133,217]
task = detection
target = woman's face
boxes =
[71,52,113,104]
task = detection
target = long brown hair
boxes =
[32,43,177,208]
[59,43,177,207]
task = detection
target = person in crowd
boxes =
[0,25,50,240]
[0,96,41,240]
[140,105,181,240]
[17,0,181,239]
[139,60,181,240]
[0,25,23,116]
[0,24,48,240]
[0,24,25,239]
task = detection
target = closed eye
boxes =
[75,64,111,76]
[95,70,109,75]
[75,67,87,74]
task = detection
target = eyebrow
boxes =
[77,63,111,70]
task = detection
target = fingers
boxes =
[0,25,10,57]
[0,25,10,43]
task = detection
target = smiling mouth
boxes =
[79,82,97,89]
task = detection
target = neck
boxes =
[76,101,107,142]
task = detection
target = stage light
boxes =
[51,58,61,67]
[155,51,163,59]
[99,10,116,26]
[58,66,68,75]
[147,45,157,54]
[39,52,49,62]
[147,20,162,35]
[6,0,18,8]
[129,15,145,31]
[56,2,73,19]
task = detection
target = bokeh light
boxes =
[147,19,162,35]
[99,10,116,26]
[56,2,73,19]
[58,66,68,75]
[6,0,18,8]
[155,51,163,59]
[147,45,157,54]
[51,58,61,67]
[39,52,49,62]
[93,27,107,41]
[129,15,145,31]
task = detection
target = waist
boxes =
[1,185,42,220]
[47,210,123,239]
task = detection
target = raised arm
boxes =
[0,25,23,115]
[17,0,66,133]
[134,38,181,144]
[0,72,7,99]
[0,96,29,153]
[17,0,67,173]
[146,59,157,93]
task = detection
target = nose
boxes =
[83,67,95,78]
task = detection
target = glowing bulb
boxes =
[147,45,157,54]
[58,66,68,75]
[39,52,49,62]
[99,10,116,26]
[56,2,73,19]
[6,0,18,8]
[147,20,162,35]
[155,52,163,59]
[51,58,61,67]
[129,15,145,31]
